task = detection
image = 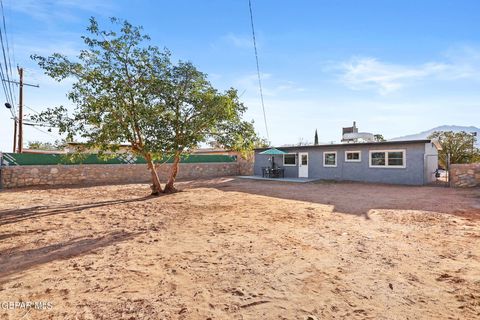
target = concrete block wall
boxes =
[0,162,239,189]
[450,163,480,188]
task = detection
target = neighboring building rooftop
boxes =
[255,139,434,151]
[192,148,229,154]
[22,149,67,154]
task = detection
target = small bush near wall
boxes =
[450,163,480,188]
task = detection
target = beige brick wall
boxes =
[238,156,254,176]
[450,163,480,188]
[0,162,239,189]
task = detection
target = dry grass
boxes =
[0,178,479,319]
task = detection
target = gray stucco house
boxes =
[254,140,439,185]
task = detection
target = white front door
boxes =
[298,152,308,178]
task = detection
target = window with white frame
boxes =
[323,151,337,167]
[345,151,361,162]
[369,150,406,168]
[283,153,296,166]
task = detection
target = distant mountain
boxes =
[390,125,480,147]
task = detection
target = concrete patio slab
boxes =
[237,175,319,183]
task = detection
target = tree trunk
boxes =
[145,153,163,195]
[164,153,180,193]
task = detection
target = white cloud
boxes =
[339,46,480,94]
[234,73,305,97]
[16,38,81,58]
[222,33,253,49]
[9,0,114,23]
[341,58,446,94]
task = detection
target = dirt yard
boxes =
[0,178,479,320]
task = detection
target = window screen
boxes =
[284,154,296,165]
[371,152,386,166]
[324,152,336,166]
[346,152,360,161]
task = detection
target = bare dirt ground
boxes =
[0,178,479,320]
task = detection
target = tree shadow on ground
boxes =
[0,181,151,193]
[0,196,153,226]
[0,232,26,241]
[182,177,480,220]
[0,231,137,282]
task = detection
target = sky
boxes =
[0,0,479,151]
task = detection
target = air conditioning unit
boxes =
[341,121,374,142]
[342,132,375,142]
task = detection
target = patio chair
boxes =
[262,167,272,178]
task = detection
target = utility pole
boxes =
[3,67,39,153]
[18,67,23,153]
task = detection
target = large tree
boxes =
[32,17,262,194]
[374,134,386,142]
[429,131,479,167]
[31,17,174,195]
[157,61,263,193]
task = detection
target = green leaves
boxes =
[213,119,268,158]
[31,17,265,190]
[31,17,173,156]
[156,61,258,157]
[374,134,386,142]
[429,131,479,166]
[27,140,65,151]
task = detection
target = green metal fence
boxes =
[0,152,236,166]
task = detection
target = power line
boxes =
[0,39,14,106]
[0,61,13,108]
[3,68,40,152]
[0,59,13,105]
[248,0,269,141]
[24,104,41,115]
[3,0,17,115]
[0,0,14,96]
[30,125,57,139]
[25,122,54,128]
[9,116,55,128]
[0,0,15,113]
[0,0,17,111]
[4,0,13,69]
